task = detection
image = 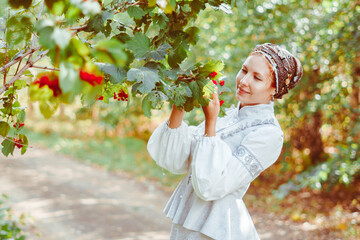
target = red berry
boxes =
[79,70,103,86]
[34,74,62,97]
[210,71,218,78]
[13,138,22,149]
[220,80,225,86]
[212,80,217,85]
[219,100,224,106]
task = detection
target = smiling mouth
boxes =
[237,88,250,94]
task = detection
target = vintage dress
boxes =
[147,101,284,240]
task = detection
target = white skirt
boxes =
[170,223,213,240]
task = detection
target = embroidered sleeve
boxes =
[191,125,284,201]
[233,145,264,178]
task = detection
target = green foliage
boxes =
[1,0,235,157]
[0,194,26,240]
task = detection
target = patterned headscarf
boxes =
[250,43,303,99]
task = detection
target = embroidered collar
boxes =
[236,101,275,118]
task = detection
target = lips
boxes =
[237,87,250,94]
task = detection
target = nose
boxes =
[238,74,250,87]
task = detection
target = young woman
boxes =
[147,43,303,240]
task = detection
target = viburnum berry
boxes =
[113,90,128,101]
[219,100,224,106]
[33,74,62,97]
[96,96,104,101]
[212,80,218,85]
[220,80,225,86]
[79,70,103,86]
[13,122,25,129]
[13,138,23,149]
[210,71,217,78]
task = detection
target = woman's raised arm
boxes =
[147,105,195,175]
[168,104,185,129]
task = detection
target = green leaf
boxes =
[145,43,172,61]
[6,16,32,47]
[168,43,188,68]
[189,81,201,98]
[93,39,128,66]
[86,11,113,36]
[18,110,26,123]
[52,28,71,49]
[95,63,126,84]
[127,6,145,20]
[9,0,32,8]
[39,100,59,119]
[71,38,90,57]
[59,62,81,96]
[203,80,215,99]
[19,134,28,155]
[142,94,152,118]
[37,20,56,49]
[1,139,15,157]
[127,67,159,94]
[201,60,225,77]
[185,27,200,45]
[0,121,10,137]
[14,80,27,90]
[126,32,150,59]
[153,13,168,29]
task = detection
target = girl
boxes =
[147,43,303,240]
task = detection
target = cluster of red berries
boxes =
[209,71,217,78]
[79,70,104,86]
[13,138,23,149]
[212,80,225,86]
[13,122,25,129]
[34,75,62,97]
[208,71,225,107]
[113,90,128,101]
[209,71,225,86]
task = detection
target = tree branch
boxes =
[0,46,42,73]
[0,50,49,95]
[71,24,88,32]
[31,65,60,71]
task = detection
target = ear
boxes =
[270,86,276,95]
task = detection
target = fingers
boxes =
[212,86,219,103]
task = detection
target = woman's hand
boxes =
[202,86,220,122]
[202,87,220,137]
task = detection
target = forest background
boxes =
[0,0,359,239]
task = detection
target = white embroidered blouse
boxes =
[147,101,284,240]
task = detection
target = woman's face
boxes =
[235,54,276,107]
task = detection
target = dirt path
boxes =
[0,146,329,240]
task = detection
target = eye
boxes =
[255,76,262,81]
[241,68,247,73]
